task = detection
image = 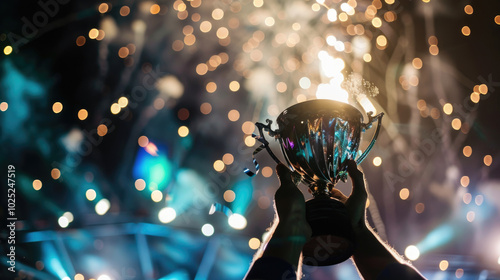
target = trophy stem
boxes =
[302,192,356,266]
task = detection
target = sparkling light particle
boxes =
[110,103,121,114]
[76,36,86,46]
[158,207,176,223]
[412,58,423,69]
[75,273,84,280]
[200,102,212,114]
[97,275,111,280]
[245,135,256,147]
[89,28,99,39]
[201,224,215,236]
[464,5,473,15]
[466,211,475,222]
[405,245,420,261]
[373,156,382,166]
[120,6,130,16]
[461,26,471,36]
[463,193,472,204]
[118,97,128,107]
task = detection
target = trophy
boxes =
[247,99,383,266]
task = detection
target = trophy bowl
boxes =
[250,99,383,266]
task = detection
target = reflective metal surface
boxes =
[275,99,382,194]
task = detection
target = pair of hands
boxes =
[274,160,368,239]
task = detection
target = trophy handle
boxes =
[255,120,283,165]
[355,112,384,164]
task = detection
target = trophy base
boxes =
[302,196,355,266]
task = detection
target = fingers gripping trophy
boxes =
[245,99,383,266]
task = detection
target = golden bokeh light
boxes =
[110,103,121,114]
[52,102,63,113]
[412,57,423,69]
[206,82,217,93]
[213,160,225,172]
[98,3,109,14]
[184,34,196,46]
[178,108,190,120]
[462,145,472,157]
[200,21,212,33]
[151,190,163,202]
[229,81,240,92]
[78,109,88,120]
[442,103,453,115]
[249,237,261,250]
[153,98,165,110]
[399,188,410,200]
[138,136,149,147]
[439,260,449,271]
[484,155,492,166]
[51,168,61,180]
[461,26,471,36]
[97,124,108,136]
[172,40,184,51]
[0,102,8,111]
[464,5,473,15]
[86,189,97,201]
[89,28,99,39]
[76,36,86,46]
[216,27,229,39]
[460,176,470,187]
[242,121,255,134]
[372,17,382,28]
[120,6,130,16]
[200,102,212,114]
[415,202,425,214]
[478,84,488,94]
[135,179,146,191]
[262,166,273,178]
[178,126,189,137]
[495,15,500,25]
[451,118,462,130]
[224,190,236,202]
[212,8,224,20]
[470,92,480,103]
[118,47,129,58]
[228,109,240,122]
[33,179,42,191]
[245,135,256,147]
[150,4,160,15]
[429,45,439,55]
[4,46,13,55]
[222,153,234,165]
[373,156,382,166]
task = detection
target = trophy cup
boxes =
[248,99,383,266]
